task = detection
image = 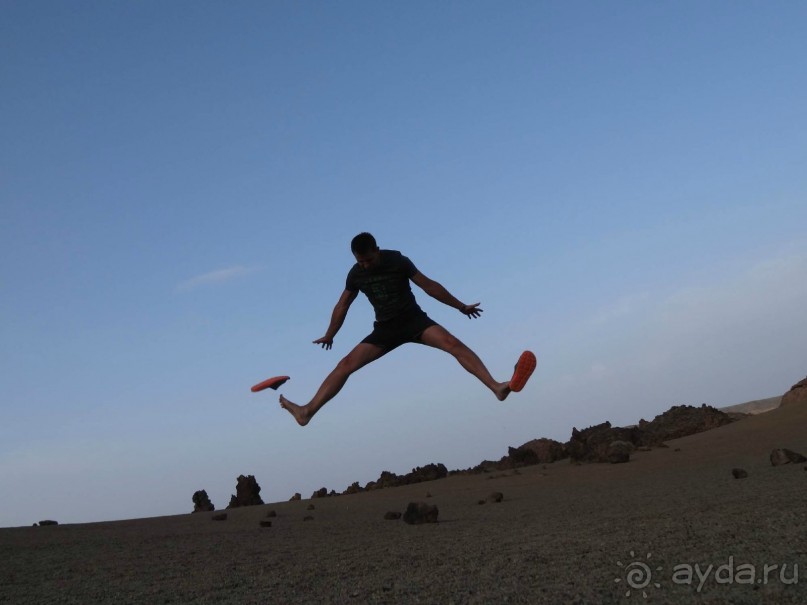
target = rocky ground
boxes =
[1,390,806,604]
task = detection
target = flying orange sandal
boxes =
[509,351,537,392]
[251,375,290,393]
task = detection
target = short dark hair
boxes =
[351,232,377,254]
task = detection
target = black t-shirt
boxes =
[345,250,423,322]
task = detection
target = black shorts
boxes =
[361,310,438,352]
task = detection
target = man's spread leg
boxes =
[280,342,386,426]
[418,325,511,401]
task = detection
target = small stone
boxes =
[212,513,227,521]
[487,492,504,503]
[383,511,401,520]
[770,448,805,466]
[732,468,748,479]
[266,510,277,518]
[477,500,486,505]
[425,492,432,498]
[259,521,272,528]
[303,515,314,521]
[402,502,439,525]
[306,504,315,510]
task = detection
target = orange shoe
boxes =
[251,375,290,393]
[509,351,536,392]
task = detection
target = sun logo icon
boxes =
[615,551,663,599]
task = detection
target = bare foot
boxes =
[280,395,312,426]
[494,382,511,402]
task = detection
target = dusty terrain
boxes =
[1,400,805,604]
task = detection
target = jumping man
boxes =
[279,232,536,426]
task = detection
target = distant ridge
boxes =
[719,395,782,415]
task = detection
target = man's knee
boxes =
[431,330,463,354]
[337,346,380,374]
[336,354,360,375]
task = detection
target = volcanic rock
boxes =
[343,482,363,495]
[402,502,439,525]
[637,404,733,445]
[259,521,272,528]
[567,422,642,463]
[38,520,58,526]
[364,464,448,491]
[191,489,215,513]
[732,468,748,479]
[516,438,568,464]
[781,377,807,408]
[771,448,807,466]
[226,475,264,508]
[290,493,301,501]
[311,487,329,499]
[488,492,504,503]
[607,441,633,464]
[384,511,402,520]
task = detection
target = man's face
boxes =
[354,247,381,270]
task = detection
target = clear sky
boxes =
[2,1,806,527]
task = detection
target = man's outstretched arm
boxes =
[314,289,358,349]
[410,272,482,319]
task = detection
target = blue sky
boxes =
[2,1,806,527]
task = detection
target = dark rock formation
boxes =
[781,377,807,408]
[290,493,301,501]
[732,468,748,479]
[343,482,363,495]
[402,502,439,525]
[516,438,568,464]
[771,448,807,466]
[259,521,272,528]
[311,487,329,499]
[607,441,633,464]
[567,422,642,463]
[566,405,734,463]
[364,463,448,491]
[226,475,264,509]
[638,404,734,445]
[38,520,58,526]
[452,439,568,474]
[192,490,215,513]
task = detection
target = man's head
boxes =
[351,232,381,270]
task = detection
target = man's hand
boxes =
[313,336,334,350]
[460,303,483,319]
